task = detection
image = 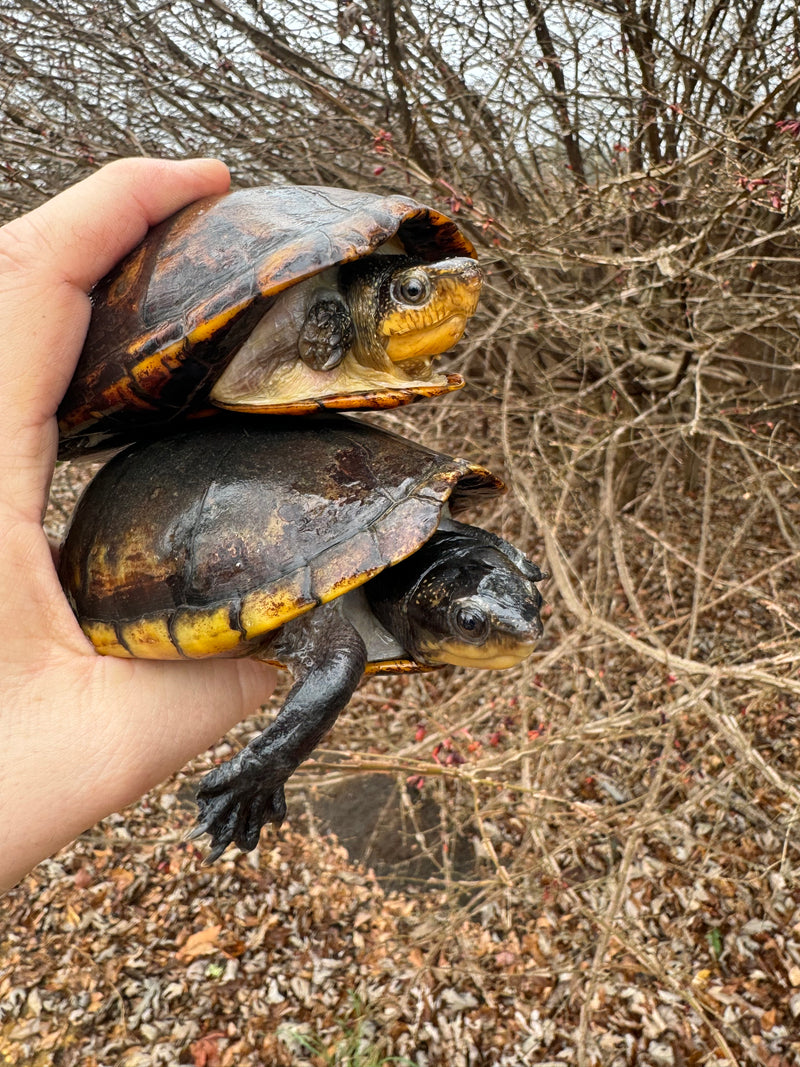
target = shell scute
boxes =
[239,573,316,638]
[120,616,183,659]
[370,495,446,562]
[172,605,243,658]
[310,529,387,604]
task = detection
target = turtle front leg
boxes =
[191,603,367,862]
[297,292,353,371]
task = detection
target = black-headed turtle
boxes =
[57,186,482,455]
[58,416,544,860]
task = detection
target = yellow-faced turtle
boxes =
[59,416,545,861]
[57,185,482,456]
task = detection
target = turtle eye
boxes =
[393,271,432,306]
[452,603,489,643]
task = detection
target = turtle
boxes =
[57,185,482,456]
[58,415,545,862]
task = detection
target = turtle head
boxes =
[365,528,544,670]
[342,255,483,369]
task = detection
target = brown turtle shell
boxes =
[58,415,504,666]
[57,186,476,451]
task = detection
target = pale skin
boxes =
[0,158,277,892]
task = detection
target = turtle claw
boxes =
[192,764,288,862]
[204,838,232,866]
[184,821,211,843]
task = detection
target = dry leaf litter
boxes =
[1,402,799,1066]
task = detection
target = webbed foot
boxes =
[190,756,288,863]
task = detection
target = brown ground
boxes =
[2,383,800,1067]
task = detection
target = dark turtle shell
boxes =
[57,186,476,451]
[58,415,504,665]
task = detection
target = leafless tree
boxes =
[5,6,800,1059]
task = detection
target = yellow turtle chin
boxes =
[422,639,539,671]
[385,313,470,363]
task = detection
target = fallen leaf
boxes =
[190,1032,226,1067]
[110,867,135,891]
[177,925,222,961]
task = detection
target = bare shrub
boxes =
[7,2,800,1062]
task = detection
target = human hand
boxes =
[0,159,277,891]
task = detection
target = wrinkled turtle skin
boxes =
[59,416,545,861]
[57,185,481,457]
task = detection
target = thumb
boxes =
[0,157,231,520]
